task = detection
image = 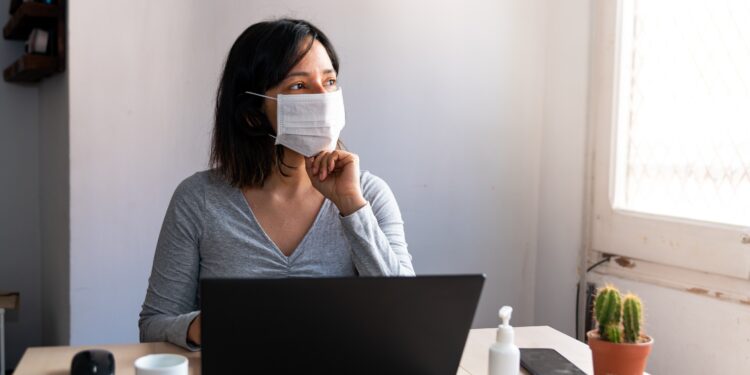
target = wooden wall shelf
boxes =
[0,292,20,309]
[3,2,58,40]
[2,1,65,83]
[3,53,58,82]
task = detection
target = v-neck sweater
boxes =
[138,169,415,350]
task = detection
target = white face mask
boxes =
[245,88,346,157]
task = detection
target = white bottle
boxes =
[488,306,520,375]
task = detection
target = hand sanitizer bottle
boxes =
[489,306,520,375]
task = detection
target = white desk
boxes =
[459,326,593,374]
[14,326,594,374]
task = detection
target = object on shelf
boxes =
[26,27,50,54]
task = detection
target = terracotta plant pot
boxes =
[587,330,653,375]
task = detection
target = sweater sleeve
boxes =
[139,175,204,351]
[339,171,415,276]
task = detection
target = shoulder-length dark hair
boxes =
[210,18,340,188]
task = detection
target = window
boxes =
[588,0,750,298]
[614,0,750,227]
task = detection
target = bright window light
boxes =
[613,0,750,227]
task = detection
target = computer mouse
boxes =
[70,349,115,375]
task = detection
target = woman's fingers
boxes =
[311,152,322,174]
[311,151,327,180]
[325,152,339,179]
[306,150,363,210]
[310,150,356,182]
[328,152,340,173]
[319,153,328,180]
[312,151,336,181]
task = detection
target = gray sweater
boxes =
[139,170,415,350]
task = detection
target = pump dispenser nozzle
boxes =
[499,306,512,326]
[495,306,515,344]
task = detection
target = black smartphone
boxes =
[519,348,586,375]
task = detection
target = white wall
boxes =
[321,0,547,329]
[0,0,43,367]
[67,0,212,344]
[534,0,590,337]
[66,0,547,343]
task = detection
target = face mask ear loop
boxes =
[244,91,277,101]
[243,91,279,140]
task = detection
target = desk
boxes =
[14,326,593,375]
[459,326,593,374]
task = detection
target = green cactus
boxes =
[592,285,646,344]
[594,285,622,339]
[604,323,622,344]
[622,293,643,343]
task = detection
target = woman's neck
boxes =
[260,149,315,198]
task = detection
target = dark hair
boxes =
[209,18,340,188]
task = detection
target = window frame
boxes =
[587,0,750,297]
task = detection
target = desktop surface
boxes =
[14,326,613,375]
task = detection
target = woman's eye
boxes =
[325,78,337,86]
[289,82,304,90]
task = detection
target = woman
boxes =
[139,19,415,350]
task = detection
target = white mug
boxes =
[134,354,188,375]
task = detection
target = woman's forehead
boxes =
[288,40,335,75]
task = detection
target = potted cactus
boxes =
[587,285,653,375]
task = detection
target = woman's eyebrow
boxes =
[285,69,336,78]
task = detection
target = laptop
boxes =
[200,274,485,375]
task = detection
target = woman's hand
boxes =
[187,314,201,346]
[306,150,367,216]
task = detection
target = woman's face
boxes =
[263,39,338,132]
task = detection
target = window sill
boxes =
[588,250,750,307]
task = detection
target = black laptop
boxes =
[200,275,485,375]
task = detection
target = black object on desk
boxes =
[520,348,586,375]
[201,274,485,375]
[71,349,115,375]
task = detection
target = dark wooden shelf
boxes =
[0,291,20,309]
[3,2,59,40]
[3,54,59,82]
[2,1,64,83]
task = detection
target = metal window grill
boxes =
[615,0,750,227]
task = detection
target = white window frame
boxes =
[586,0,750,304]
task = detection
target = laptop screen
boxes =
[201,275,484,374]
